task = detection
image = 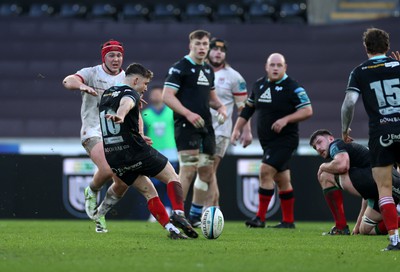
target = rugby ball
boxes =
[201,206,224,239]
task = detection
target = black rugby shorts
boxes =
[174,122,216,154]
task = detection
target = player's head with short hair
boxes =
[309,129,335,158]
[125,63,153,95]
[188,30,211,63]
[125,63,153,79]
[189,30,211,42]
[363,28,390,55]
[101,39,124,63]
[309,129,333,147]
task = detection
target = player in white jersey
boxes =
[189,38,253,226]
[62,40,128,232]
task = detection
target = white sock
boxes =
[96,187,121,217]
[389,229,399,245]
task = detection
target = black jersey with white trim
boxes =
[99,85,147,165]
[329,138,400,202]
[328,139,370,168]
[346,56,400,137]
[247,74,311,145]
[164,55,215,126]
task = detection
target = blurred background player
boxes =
[62,40,128,231]
[96,63,197,239]
[232,53,313,229]
[142,86,178,220]
[162,30,227,217]
[188,38,252,227]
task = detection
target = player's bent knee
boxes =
[359,224,375,235]
[362,215,379,226]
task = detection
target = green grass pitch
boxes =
[0,220,398,272]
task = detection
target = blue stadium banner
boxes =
[62,158,105,218]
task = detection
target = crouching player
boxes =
[309,129,400,235]
[95,63,198,239]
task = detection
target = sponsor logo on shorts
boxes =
[113,161,143,176]
[379,133,400,147]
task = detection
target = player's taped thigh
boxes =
[178,153,199,167]
[362,215,379,226]
[334,174,344,190]
[82,136,102,155]
[194,154,215,191]
[198,153,215,167]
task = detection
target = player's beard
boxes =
[209,59,224,69]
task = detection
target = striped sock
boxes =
[189,203,203,220]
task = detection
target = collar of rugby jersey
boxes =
[185,55,206,66]
[369,55,387,60]
[268,73,288,84]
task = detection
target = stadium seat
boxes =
[59,3,87,18]
[57,119,82,137]
[0,119,25,137]
[182,3,213,23]
[246,1,276,23]
[88,3,118,20]
[119,3,150,22]
[393,1,400,17]
[0,3,24,17]
[151,3,181,22]
[28,3,56,17]
[277,1,307,23]
[214,3,244,23]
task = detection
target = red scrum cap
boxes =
[101,40,124,62]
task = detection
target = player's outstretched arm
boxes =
[62,75,98,96]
